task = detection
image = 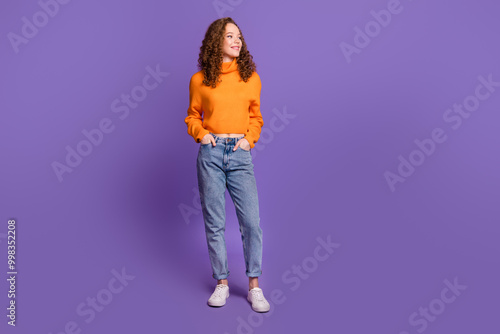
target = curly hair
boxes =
[197,17,257,88]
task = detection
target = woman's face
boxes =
[221,23,241,62]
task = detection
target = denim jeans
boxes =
[197,132,263,280]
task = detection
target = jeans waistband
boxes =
[209,132,245,143]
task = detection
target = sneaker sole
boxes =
[208,292,229,307]
[247,296,270,313]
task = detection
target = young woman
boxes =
[184,17,270,313]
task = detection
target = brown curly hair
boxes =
[197,17,257,88]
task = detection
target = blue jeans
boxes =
[197,132,263,280]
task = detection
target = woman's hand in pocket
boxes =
[201,134,216,146]
[234,138,251,151]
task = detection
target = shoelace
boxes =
[212,285,227,299]
[250,289,265,301]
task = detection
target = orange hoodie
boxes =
[184,58,263,149]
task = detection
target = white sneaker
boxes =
[208,284,230,307]
[247,287,270,312]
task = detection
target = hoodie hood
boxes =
[221,58,238,74]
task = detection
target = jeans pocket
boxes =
[239,146,251,152]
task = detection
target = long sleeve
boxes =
[244,74,264,149]
[185,75,210,143]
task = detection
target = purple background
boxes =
[1,0,499,333]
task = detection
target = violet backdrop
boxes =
[1,0,499,333]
